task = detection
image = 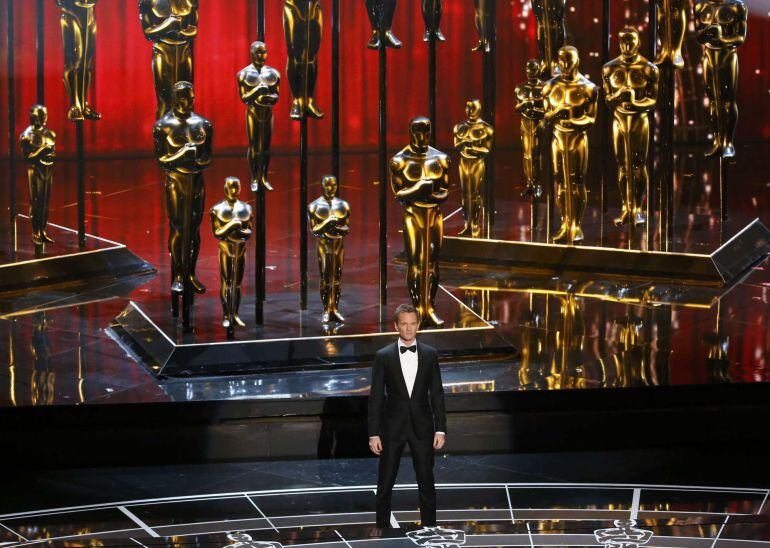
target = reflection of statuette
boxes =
[152,82,213,304]
[407,527,466,548]
[472,0,495,53]
[595,519,653,548]
[139,0,198,121]
[210,177,253,336]
[238,41,281,193]
[365,0,402,49]
[391,117,450,328]
[543,46,598,244]
[532,0,566,77]
[453,99,494,238]
[283,0,324,120]
[602,27,659,227]
[20,105,57,246]
[654,0,688,68]
[308,175,350,324]
[224,532,283,548]
[57,0,100,121]
[515,59,546,199]
[422,0,445,42]
[694,0,748,159]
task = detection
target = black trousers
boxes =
[375,422,436,528]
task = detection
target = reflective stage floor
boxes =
[1,145,770,405]
[3,450,770,547]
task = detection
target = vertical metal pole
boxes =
[378,2,388,307]
[719,156,727,222]
[300,115,308,310]
[255,0,266,325]
[428,40,437,146]
[659,61,675,251]
[600,0,611,246]
[331,0,340,180]
[76,122,86,247]
[36,0,45,104]
[7,0,16,251]
[647,0,657,250]
[482,0,497,234]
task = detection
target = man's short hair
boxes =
[393,303,419,323]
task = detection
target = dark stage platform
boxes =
[1,147,770,464]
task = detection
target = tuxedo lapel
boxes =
[415,344,428,396]
[389,343,411,399]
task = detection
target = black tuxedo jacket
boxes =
[367,342,447,441]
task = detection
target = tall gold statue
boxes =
[365,0,402,49]
[139,0,199,121]
[453,99,494,238]
[654,0,688,69]
[153,81,213,299]
[238,41,281,193]
[602,27,659,227]
[532,0,566,76]
[422,0,445,42]
[57,0,100,121]
[19,105,56,246]
[515,59,547,199]
[694,0,748,158]
[210,177,253,334]
[283,0,324,120]
[543,46,598,244]
[391,117,450,328]
[472,0,495,53]
[308,175,351,324]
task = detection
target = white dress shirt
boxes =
[397,338,419,397]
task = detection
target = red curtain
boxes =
[1,0,770,158]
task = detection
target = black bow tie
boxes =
[400,345,416,354]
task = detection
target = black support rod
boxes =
[76,122,86,248]
[7,0,16,251]
[255,0,266,324]
[658,61,675,251]
[600,0,611,245]
[378,3,388,307]
[331,0,340,180]
[647,0,657,250]
[428,39,437,146]
[482,0,497,234]
[300,115,309,310]
[36,0,45,104]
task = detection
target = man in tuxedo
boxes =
[368,303,447,529]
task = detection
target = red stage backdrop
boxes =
[1,0,770,158]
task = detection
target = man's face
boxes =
[395,312,419,343]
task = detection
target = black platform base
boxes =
[110,285,511,377]
[0,215,155,293]
[442,218,770,286]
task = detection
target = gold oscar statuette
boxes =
[152,81,213,300]
[422,0,445,42]
[602,27,659,227]
[543,46,598,244]
[391,117,450,328]
[283,0,324,120]
[238,41,281,193]
[472,0,495,53]
[694,0,747,158]
[453,99,494,238]
[19,105,56,246]
[57,0,100,121]
[139,0,198,121]
[532,0,566,76]
[515,59,547,199]
[308,175,351,324]
[365,0,402,49]
[210,177,253,335]
[654,0,688,69]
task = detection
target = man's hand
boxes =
[369,436,382,455]
[433,432,446,450]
